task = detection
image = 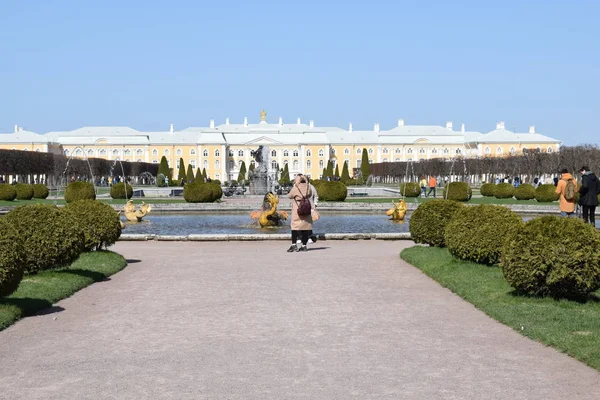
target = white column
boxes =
[145,145,149,163]
[300,145,305,174]
[221,144,227,179]
[377,145,382,163]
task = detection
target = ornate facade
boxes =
[0,113,561,180]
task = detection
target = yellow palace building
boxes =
[1,111,561,181]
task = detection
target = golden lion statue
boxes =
[386,199,407,221]
[250,192,289,227]
[123,200,152,222]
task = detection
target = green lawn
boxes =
[346,196,553,205]
[0,251,127,331]
[401,246,600,371]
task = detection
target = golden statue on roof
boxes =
[260,109,267,122]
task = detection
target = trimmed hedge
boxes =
[0,219,25,297]
[409,199,465,247]
[514,184,536,200]
[442,182,472,202]
[493,183,514,199]
[399,182,421,198]
[63,200,122,251]
[14,183,34,200]
[0,184,17,201]
[32,184,49,199]
[316,181,347,201]
[480,183,496,197]
[501,216,600,298]
[445,204,523,265]
[64,181,96,203]
[110,182,133,199]
[4,205,85,274]
[183,182,222,203]
[535,184,559,202]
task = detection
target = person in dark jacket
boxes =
[578,166,599,225]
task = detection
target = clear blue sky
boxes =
[1,0,598,145]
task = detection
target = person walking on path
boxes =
[555,168,578,217]
[419,176,427,197]
[578,166,599,225]
[426,175,437,198]
[287,174,313,252]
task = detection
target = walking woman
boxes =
[287,174,313,252]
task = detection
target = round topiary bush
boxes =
[0,219,25,297]
[445,204,523,265]
[184,182,217,203]
[493,183,515,199]
[409,199,465,247]
[399,182,421,198]
[14,183,34,200]
[207,183,223,202]
[32,184,49,199]
[514,184,536,200]
[480,183,496,197]
[501,216,600,298]
[535,184,559,202]
[316,181,347,202]
[442,182,472,202]
[63,200,122,251]
[64,181,96,203]
[4,205,85,274]
[0,184,17,201]
[110,182,133,199]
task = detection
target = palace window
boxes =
[319,160,324,169]
[238,160,243,167]
[203,149,208,157]
[164,149,169,156]
[203,160,208,169]
[383,158,388,162]
[238,150,244,157]
[124,149,131,156]
[293,160,299,170]
[395,158,400,162]
[271,150,276,157]
[368,148,374,154]
[113,149,120,156]
[215,160,220,169]
[357,160,361,168]
[153,159,158,164]
[345,159,350,166]
[485,147,491,154]
[74,148,82,156]
[176,149,182,156]
[306,160,311,169]
[88,149,94,156]
[419,158,425,162]
[407,148,413,154]
[383,148,389,154]
[432,148,437,154]
[176,159,180,168]
[215,174,220,180]
[293,150,299,157]
[136,149,143,156]
[190,149,196,155]
[547,147,554,153]
[456,149,462,154]
[283,160,288,165]
[344,148,350,155]
[229,150,234,157]
[319,149,325,157]
[215,149,220,157]
[229,160,234,169]
[510,147,516,155]
[271,160,277,169]
[35,148,41,152]
[190,160,196,168]
[137,159,143,162]
[497,147,503,154]
[395,148,401,154]
[283,150,289,157]
[331,148,336,155]
[99,149,107,156]
[369,159,373,164]
[443,148,449,154]
[408,158,413,162]
[306,149,312,157]
[356,148,362,155]
[419,148,425,154]
[152,149,158,156]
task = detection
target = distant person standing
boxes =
[426,175,437,198]
[578,166,599,225]
[555,168,578,217]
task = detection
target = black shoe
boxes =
[298,245,308,252]
[287,245,297,253]
[310,235,318,244]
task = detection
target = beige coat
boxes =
[288,181,313,231]
[555,173,578,213]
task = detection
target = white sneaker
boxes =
[308,238,314,244]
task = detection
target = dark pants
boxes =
[582,205,596,225]
[291,230,309,245]
[427,186,436,197]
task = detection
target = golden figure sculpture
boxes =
[386,199,407,221]
[260,109,267,121]
[123,200,152,222]
[250,192,289,227]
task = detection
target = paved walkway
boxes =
[1,241,599,399]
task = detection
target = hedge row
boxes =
[409,200,600,298]
[0,184,50,201]
[480,183,559,202]
[183,182,223,203]
[0,201,121,297]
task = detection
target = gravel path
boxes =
[0,241,598,399]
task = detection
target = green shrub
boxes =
[501,216,600,298]
[442,182,472,202]
[316,181,347,201]
[480,183,496,197]
[514,184,536,200]
[14,183,34,200]
[64,181,96,203]
[0,219,25,297]
[110,182,133,199]
[4,205,85,274]
[399,182,421,197]
[183,182,221,203]
[535,184,559,202]
[0,184,16,201]
[493,183,515,199]
[211,179,221,186]
[409,199,465,247]
[445,204,523,265]
[156,174,166,187]
[63,200,122,251]
[32,184,49,199]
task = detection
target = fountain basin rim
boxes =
[119,232,412,242]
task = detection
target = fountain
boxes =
[248,145,271,195]
[386,199,408,221]
[250,192,289,227]
[57,146,96,203]
[109,158,129,201]
[123,200,152,222]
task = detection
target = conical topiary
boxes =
[360,148,371,180]
[341,161,350,183]
[186,164,195,183]
[177,158,186,183]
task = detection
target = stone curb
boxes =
[119,232,412,241]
